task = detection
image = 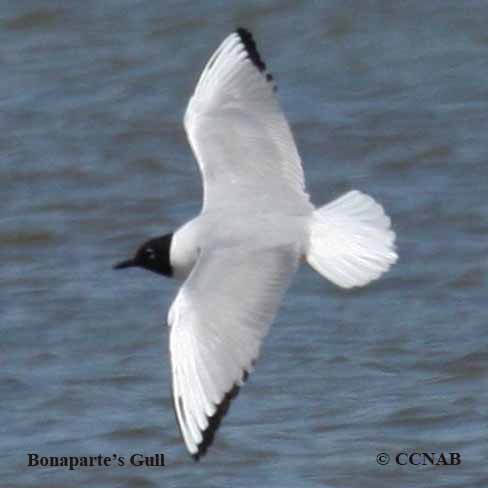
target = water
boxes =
[1,1,487,487]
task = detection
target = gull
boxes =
[114,28,397,460]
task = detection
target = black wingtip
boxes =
[192,370,250,460]
[235,27,276,90]
[236,27,267,73]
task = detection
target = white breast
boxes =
[170,218,201,280]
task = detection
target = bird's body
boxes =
[171,211,309,280]
[114,28,397,460]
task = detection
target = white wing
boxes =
[184,28,311,213]
[168,244,300,458]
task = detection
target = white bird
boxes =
[114,28,397,460]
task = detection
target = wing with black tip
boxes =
[184,28,311,213]
[168,244,300,458]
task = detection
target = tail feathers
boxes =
[307,190,397,288]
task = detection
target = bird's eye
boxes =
[146,248,156,260]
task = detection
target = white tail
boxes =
[306,190,397,288]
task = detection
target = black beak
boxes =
[113,258,137,270]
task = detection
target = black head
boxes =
[114,233,174,277]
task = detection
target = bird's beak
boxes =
[113,258,137,270]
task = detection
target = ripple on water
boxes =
[3,7,64,31]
